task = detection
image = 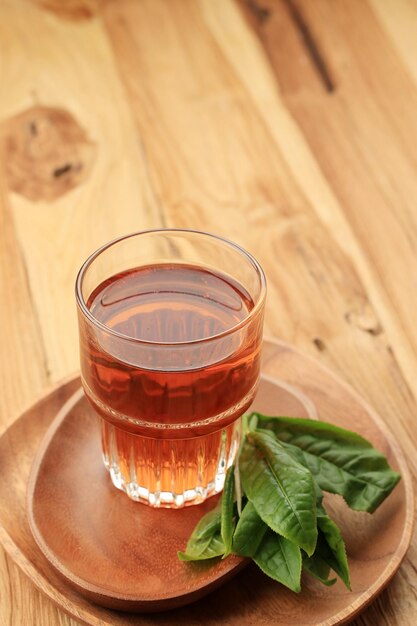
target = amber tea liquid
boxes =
[79,263,262,507]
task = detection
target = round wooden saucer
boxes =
[26,371,315,611]
[0,339,413,625]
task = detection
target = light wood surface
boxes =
[1,0,417,623]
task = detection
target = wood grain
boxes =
[0,0,161,380]
[102,0,417,472]
[1,0,417,623]
[237,0,417,401]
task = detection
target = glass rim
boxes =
[75,228,266,347]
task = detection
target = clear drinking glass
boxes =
[76,229,266,508]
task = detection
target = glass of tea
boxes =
[76,229,266,508]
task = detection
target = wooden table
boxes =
[1,0,417,624]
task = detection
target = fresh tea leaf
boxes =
[253,529,302,593]
[240,430,317,555]
[232,501,268,557]
[254,414,401,513]
[303,552,337,586]
[234,460,243,518]
[254,415,371,447]
[316,509,351,589]
[179,413,401,595]
[248,413,259,431]
[221,465,235,556]
[178,508,225,561]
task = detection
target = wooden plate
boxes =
[26,370,314,612]
[0,339,413,625]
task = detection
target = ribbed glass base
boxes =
[101,418,241,508]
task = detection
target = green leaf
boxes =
[232,501,268,557]
[248,413,259,431]
[221,465,235,556]
[180,414,400,594]
[178,507,225,561]
[316,510,351,589]
[303,552,337,586]
[254,415,401,513]
[253,529,302,593]
[234,460,243,518]
[240,430,317,555]
[242,412,250,435]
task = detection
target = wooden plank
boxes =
[370,0,417,87]
[0,0,162,382]
[0,170,48,423]
[0,0,161,624]
[0,111,71,626]
[0,139,54,626]
[102,0,417,462]
[203,0,417,405]
[0,551,73,626]
[237,0,417,404]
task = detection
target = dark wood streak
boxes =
[313,337,326,352]
[283,0,335,92]
[245,0,271,24]
[240,0,335,93]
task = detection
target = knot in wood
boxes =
[1,106,96,202]
[34,0,98,21]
